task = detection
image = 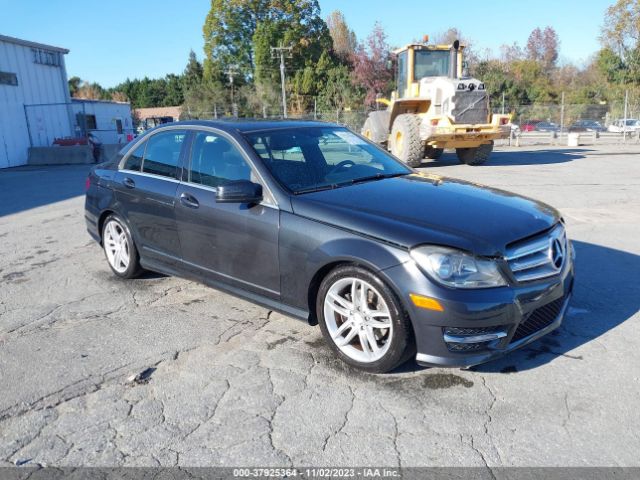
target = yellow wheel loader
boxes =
[362,38,511,166]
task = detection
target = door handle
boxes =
[123,177,135,189]
[180,192,199,209]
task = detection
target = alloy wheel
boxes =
[323,277,393,363]
[103,220,130,274]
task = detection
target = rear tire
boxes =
[425,145,444,159]
[361,111,390,145]
[362,116,375,141]
[456,141,493,166]
[390,114,423,167]
[102,214,143,279]
[317,265,414,373]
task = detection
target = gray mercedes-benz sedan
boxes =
[85,120,574,373]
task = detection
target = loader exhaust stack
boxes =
[449,40,460,79]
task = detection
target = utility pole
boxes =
[501,92,505,115]
[560,91,565,136]
[271,45,292,118]
[623,89,629,143]
[224,65,238,117]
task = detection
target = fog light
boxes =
[410,294,444,312]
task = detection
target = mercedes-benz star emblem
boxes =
[551,238,564,270]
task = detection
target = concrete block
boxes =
[27,144,123,166]
[28,146,93,166]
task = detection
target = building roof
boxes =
[0,34,69,54]
[72,98,130,105]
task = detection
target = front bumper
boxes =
[381,247,575,368]
[420,116,512,148]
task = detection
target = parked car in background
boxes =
[568,120,606,133]
[534,121,560,132]
[519,120,542,132]
[85,120,574,373]
[608,119,640,133]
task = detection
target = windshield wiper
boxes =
[350,172,407,185]
[293,173,407,194]
[293,184,339,195]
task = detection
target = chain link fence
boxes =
[181,96,640,147]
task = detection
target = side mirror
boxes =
[216,180,263,204]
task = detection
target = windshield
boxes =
[244,127,411,194]
[414,49,451,79]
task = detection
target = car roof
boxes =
[162,119,342,134]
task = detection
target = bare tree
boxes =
[601,0,640,58]
[327,10,357,61]
[526,26,559,72]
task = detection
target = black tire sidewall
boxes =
[316,265,414,373]
[391,115,423,167]
[102,214,141,279]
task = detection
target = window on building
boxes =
[142,130,187,178]
[76,113,97,131]
[0,71,18,86]
[31,48,61,67]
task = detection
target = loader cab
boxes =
[394,42,464,99]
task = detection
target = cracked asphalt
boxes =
[0,145,639,467]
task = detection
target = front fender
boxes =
[278,211,410,314]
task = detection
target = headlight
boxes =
[410,245,507,289]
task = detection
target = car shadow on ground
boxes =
[0,165,92,217]
[420,148,591,168]
[472,240,640,373]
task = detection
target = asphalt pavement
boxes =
[0,145,639,468]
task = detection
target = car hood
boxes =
[290,173,560,256]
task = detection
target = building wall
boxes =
[0,37,70,168]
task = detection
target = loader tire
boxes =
[456,141,493,166]
[425,145,444,159]
[362,111,390,144]
[390,114,423,167]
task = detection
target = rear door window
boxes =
[141,130,187,179]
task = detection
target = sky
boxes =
[0,0,613,88]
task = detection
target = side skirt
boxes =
[140,257,311,323]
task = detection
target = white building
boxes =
[0,35,133,169]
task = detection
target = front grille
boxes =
[511,296,565,342]
[505,224,567,282]
[452,90,489,124]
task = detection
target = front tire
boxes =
[102,214,143,279]
[317,265,414,373]
[390,114,424,167]
[456,141,493,166]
